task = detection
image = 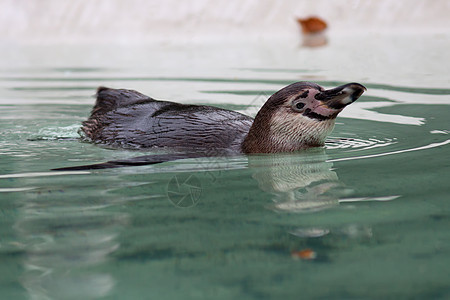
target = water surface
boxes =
[0,35,449,299]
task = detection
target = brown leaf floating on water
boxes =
[296,16,328,34]
[291,248,317,260]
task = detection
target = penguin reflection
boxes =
[248,148,347,212]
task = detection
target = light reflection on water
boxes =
[16,207,126,299]
[0,39,449,299]
[325,137,397,150]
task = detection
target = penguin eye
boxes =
[296,103,305,109]
[292,101,305,112]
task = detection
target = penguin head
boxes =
[242,81,366,153]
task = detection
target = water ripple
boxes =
[28,124,80,141]
[328,139,450,163]
[325,137,397,151]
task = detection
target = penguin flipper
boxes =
[51,152,207,171]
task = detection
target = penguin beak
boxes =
[315,83,366,109]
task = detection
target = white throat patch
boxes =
[268,110,335,152]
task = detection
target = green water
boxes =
[0,36,449,299]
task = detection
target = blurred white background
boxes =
[1,0,449,44]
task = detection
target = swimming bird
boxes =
[55,82,365,170]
